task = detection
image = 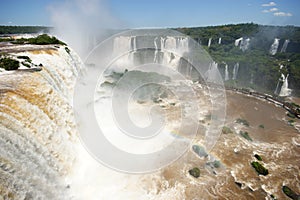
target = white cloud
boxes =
[269,8,279,12]
[274,12,292,17]
[262,1,276,7]
[262,7,279,13]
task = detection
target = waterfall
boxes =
[235,37,243,46]
[269,38,280,55]
[274,75,282,95]
[112,35,189,73]
[205,62,220,83]
[280,39,290,53]
[154,37,159,62]
[250,73,254,84]
[0,46,83,199]
[232,63,239,80]
[132,36,137,52]
[279,74,292,97]
[234,37,250,51]
[218,37,222,45]
[240,38,250,51]
[208,38,212,47]
[113,36,137,70]
[274,66,285,95]
[225,64,229,81]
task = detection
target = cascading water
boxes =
[1,31,298,200]
[274,73,284,95]
[269,38,280,55]
[205,62,220,83]
[208,38,212,47]
[280,39,289,53]
[0,45,82,199]
[240,38,250,51]
[235,37,243,46]
[218,37,222,45]
[232,63,239,80]
[114,35,190,75]
[224,64,229,81]
[279,74,292,97]
[250,73,254,84]
[234,37,250,51]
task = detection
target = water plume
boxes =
[48,0,121,57]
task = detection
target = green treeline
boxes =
[0,26,50,34]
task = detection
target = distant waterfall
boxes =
[234,37,250,51]
[250,73,254,84]
[232,63,239,80]
[113,35,190,76]
[280,39,290,53]
[269,38,280,55]
[274,73,283,95]
[224,64,229,81]
[240,38,250,51]
[235,37,243,46]
[208,38,212,47]
[279,74,292,97]
[218,37,222,45]
[205,62,220,83]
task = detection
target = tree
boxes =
[0,57,20,70]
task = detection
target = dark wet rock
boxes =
[235,182,242,188]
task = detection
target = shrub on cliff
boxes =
[28,34,66,45]
[0,57,19,70]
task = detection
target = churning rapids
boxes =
[0,32,299,200]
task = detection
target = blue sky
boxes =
[0,0,299,27]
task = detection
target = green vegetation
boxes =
[258,124,265,129]
[0,57,19,70]
[28,34,66,45]
[188,167,200,178]
[222,126,233,134]
[239,131,252,141]
[65,47,71,54]
[287,112,296,119]
[212,160,221,168]
[288,119,295,126]
[251,161,269,176]
[0,26,50,34]
[17,55,30,60]
[175,23,300,96]
[254,154,262,161]
[282,186,300,200]
[17,55,32,64]
[236,118,250,126]
[270,194,276,200]
[1,34,66,46]
[21,61,31,68]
